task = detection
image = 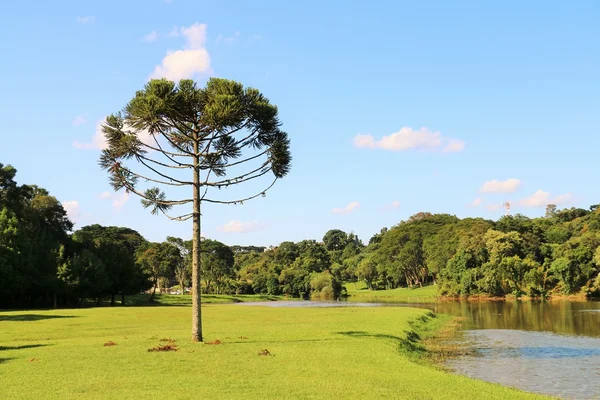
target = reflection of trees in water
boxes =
[425,301,600,337]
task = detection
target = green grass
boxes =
[0,305,547,399]
[345,281,439,303]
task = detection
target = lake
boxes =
[240,299,600,399]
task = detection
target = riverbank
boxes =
[0,305,547,399]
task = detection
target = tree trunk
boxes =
[179,279,185,295]
[150,281,157,302]
[191,146,203,342]
[53,292,57,309]
[121,293,125,306]
[110,294,115,306]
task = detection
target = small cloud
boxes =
[469,197,483,207]
[150,23,211,81]
[99,190,129,210]
[332,201,360,215]
[216,220,264,233]
[353,127,464,153]
[72,114,87,126]
[76,16,95,24]
[552,192,573,205]
[167,26,179,37]
[216,32,240,45]
[142,30,158,43]
[443,139,466,153]
[73,118,155,150]
[62,200,81,223]
[518,190,573,208]
[112,191,129,210]
[479,178,522,194]
[487,203,503,211]
[382,200,401,212]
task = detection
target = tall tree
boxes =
[99,78,292,341]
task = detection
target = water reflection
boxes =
[447,330,600,399]
[425,300,600,337]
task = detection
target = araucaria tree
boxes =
[99,78,292,341]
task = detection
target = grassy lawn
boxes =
[345,281,439,303]
[0,305,546,399]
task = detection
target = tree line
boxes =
[4,162,600,308]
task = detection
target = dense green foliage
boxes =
[0,306,546,399]
[230,208,600,299]
[4,161,600,306]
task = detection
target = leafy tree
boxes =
[98,78,292,341]
[201,239,234,294]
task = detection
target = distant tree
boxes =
[167,236,192,294]
[99,78,292,341]
[201,239,234,294]
[322,229,349,251]
[545,204,558,218]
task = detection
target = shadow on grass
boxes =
[0,314,77,322]
[225,338,342,345]
[336,330,405,342]
[0,344,51,352]
[336,329,425,357]
[123,294,283,307]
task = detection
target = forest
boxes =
[2,161,600,308]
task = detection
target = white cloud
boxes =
[353,127,464,153]
[73,118,155,150]
[332,201,360,215]
[216,220,264,233]
[150,23,211,81]
[216,32,240,45]
[469,197,483,207]
[553,193,573,205]
[479,178,522,193]
[167,26,179,37]
[76,16,95,24]
[112,191,129,210]
[443,139,466,153]
[62,201,81,223]
[487,203,503,211]
[142,30,158,43]
[98,190,129,210]
[72,114,87,126]
[518,190,574,208]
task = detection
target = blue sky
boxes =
[1,0,598,246]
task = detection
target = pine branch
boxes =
[204,163,271,187]
[203,178,277,205]
[119,179,193,206]
[161,210,194,221]
[160,128,196,156]
[139,154,190,169]
[137,156,193,185]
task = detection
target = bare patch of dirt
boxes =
[103,341,117,347]
[258,349,273,356]
[28,358,39,362]
[204,340,222,345]
[159,338,176,343]
[148,344,179,352]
